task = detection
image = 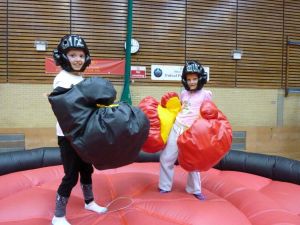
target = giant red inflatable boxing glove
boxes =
[177,100,232,171]
[139,96,164,153]
[139,92,181,153]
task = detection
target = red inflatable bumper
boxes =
[0,163,299,225]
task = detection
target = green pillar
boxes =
[120,0,133,105]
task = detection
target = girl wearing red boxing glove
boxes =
[159,60,212,200]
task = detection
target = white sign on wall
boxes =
[151,64,210,81]
[131,66,146,78]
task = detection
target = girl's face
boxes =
[186,73,199,91]
[67,49,86,72]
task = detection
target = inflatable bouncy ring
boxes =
[0,148,300,225]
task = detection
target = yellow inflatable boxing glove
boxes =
[139,92,181,153]
[158,92,181,143]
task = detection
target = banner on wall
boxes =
[151,64,210,81]
[45,57,125,75]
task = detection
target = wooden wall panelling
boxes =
[0,0,7,83]
[286,37,300,89]
[186,0,237,87]
[132,0,186,85]
[1,0,300,88]
[284,0,300,89]
[288,48,300,87]
[7,0,71,83]
[71,0,127,84]
[237,0,283,88]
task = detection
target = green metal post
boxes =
[120,0,133,105]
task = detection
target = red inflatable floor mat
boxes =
[0,162,299,225]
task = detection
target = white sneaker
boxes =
[85,201,107,214]
[52,216,71,225]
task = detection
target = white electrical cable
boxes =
[105,196,134,213]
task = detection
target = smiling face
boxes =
[66,49,86,74]
[186,73,199,91]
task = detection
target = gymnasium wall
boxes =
[0,83,299,160]
[0,1,299,160]
[1,0,300,89]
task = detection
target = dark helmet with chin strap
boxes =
[53,34,91,72]
[181,60,207,91]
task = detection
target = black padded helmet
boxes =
[181,60,207,91]
[53,34,91,72]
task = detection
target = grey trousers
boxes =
[159,122,201,194]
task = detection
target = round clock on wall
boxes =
[124,38,140,54]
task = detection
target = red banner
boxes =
[45,57,125,75]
